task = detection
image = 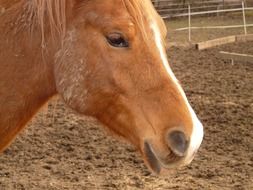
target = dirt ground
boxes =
[0,22,253,190]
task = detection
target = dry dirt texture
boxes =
[0,24,253,190]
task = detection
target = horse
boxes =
[0,0,204,175]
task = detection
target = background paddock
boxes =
[0,2,252,190]
[1,40,252,190]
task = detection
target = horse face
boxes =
[54,0,203,174]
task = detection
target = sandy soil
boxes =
[0,40,252,189]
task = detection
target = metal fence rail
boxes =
[152,0,250,18]
[170,1,253,42]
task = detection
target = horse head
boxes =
[44,0,204,174]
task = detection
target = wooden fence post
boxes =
[188,4,191,42]
[242,1,247,35]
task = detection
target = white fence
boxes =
[171,1,253,41]
[152,0,252,18]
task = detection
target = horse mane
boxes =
[122,0,167,44]
[122,0,149,41]
[0,0,164,47]
[30,0,67,47]
[31,0,161,45]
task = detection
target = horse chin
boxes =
[143,141,189,175]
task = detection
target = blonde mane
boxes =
[31,0,161,45]
[0,0,165,46]
[122,0,167,44]
[31,0,67,47]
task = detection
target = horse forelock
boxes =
[29,0,144,48]
[121,0,166,46]
[121,0,152,43]
[2,0,164,49]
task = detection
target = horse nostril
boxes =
[167,130,189,157]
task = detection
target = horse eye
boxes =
[106,33,129,48]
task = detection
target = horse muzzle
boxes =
[143,129,202,174]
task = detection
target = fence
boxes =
[152,0,252,18]
[173,1,253,42]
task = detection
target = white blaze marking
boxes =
[150,22,204,163]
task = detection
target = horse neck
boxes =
[0,3,57,152]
